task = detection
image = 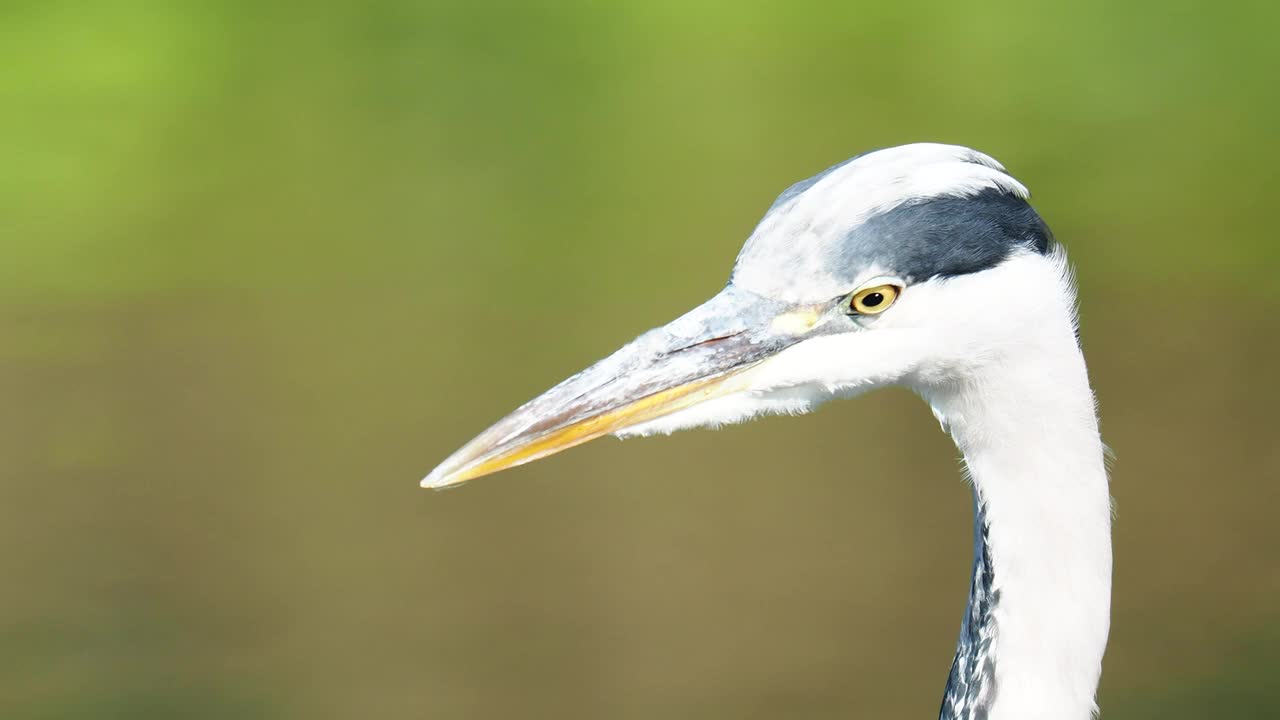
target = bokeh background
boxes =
[3,1,1278,718]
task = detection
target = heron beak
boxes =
[422,286,822,489]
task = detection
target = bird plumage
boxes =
[424,143,1112,719]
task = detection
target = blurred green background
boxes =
[2,1,1278,718]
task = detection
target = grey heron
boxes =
[423,143,1112,720]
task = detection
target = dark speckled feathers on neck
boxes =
[940,499,1000,720]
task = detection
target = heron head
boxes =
[423,143,1063,489]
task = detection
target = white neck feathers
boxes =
[923,255,1112,720]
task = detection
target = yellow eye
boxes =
[850,284,900,315]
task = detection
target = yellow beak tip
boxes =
[421,371,750,492]
[420,467,461,490]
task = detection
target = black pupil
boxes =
[861,292,884,308]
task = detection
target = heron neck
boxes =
[925,321,1112,720]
